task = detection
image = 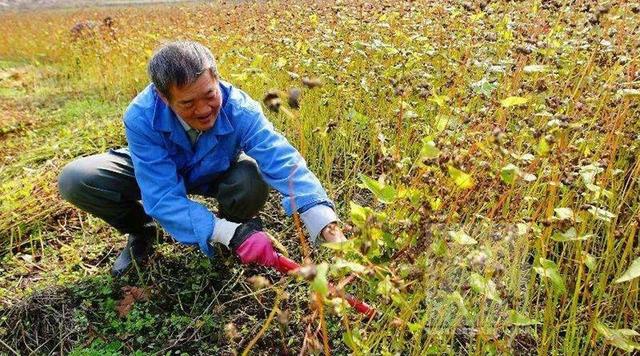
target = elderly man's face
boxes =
[162,69,222,132]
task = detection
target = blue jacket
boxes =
[123,80,333,257]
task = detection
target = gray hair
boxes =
[147,40,218,99]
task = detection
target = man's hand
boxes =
[235,232,279,267]
[321,222,347,243]
[229,219,279,267]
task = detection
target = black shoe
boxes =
[111,230,155,277]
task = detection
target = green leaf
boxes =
[311,263,329,298]
[579,164,603,185]
[523,64,548,73]
[588,206,616,222]
[376,275,395,298]
[500,163,519,185]
[614,257,640,283]
[536,137,550,156]
[617,88,640,98]
[398,187,422,205]
[553,207,574,221]
[511,152,535,162]
[431,239,448,257]
[250,53,264,67]
[308,13,319,27]
[448,229,477,245]
[430,197,443,211]
[447,291,469,317]
[419,139,440,160]
[275,57,287,68]
[230,72,249,81]
[358,174,396,203]
[407,322,422,335]
[435,115,449,132]
[583,252,597,270]
[429,93,450,107]
[332,259,367,273]
[551,227,593,242]
[585,184,613,199]
[349,201,368,228]
[343,329,362,350]
[619,329,640,337]
[595,321,640,352]
[469,273,502,302]
[500,96,529,108]
[533,258,566,294]
[448,166,475,189]
[322,240,355,252]
[516,223,530,236]
[471,78,498,97]
[508,310,540,326]
[349,109,370,126]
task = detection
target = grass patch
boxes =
[0,65,124,252]
[0,86,25,99]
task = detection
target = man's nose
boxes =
[194,102,210,116]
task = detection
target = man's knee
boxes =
[58,156,98,203]
[217,160,269,221]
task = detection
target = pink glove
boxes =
[235,232,279,267]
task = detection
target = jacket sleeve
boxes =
[124,118,216,257]
[235,96,336,220]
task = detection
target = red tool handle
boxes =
[274,253,300,274]
[274,254,376,318]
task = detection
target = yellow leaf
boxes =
[500,96,529,107]
[447,166,475,189]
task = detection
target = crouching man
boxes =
[57,40,345,276]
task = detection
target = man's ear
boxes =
[155,88,170,106]
[208,67,218,81]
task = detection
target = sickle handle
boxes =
[274,254,376,318]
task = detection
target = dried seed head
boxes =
[288,87,301,108]
[325,119,337,133]
[493,263,505,277]
[391,318,404,328]
[277,309,290,326]
[307,333,323,353]
[343,224,353,233]
[264,97,281,112]
[263,90,280,111]
[224,322,240,341]
[263,89,279,102]
[302,77,322,88]
[470,251,488,269]
[295,264,317,281]
[247,275,271,290]
[515,45,533,55]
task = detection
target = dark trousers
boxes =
[57,148,269,238]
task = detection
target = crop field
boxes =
[0,0,639,354]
